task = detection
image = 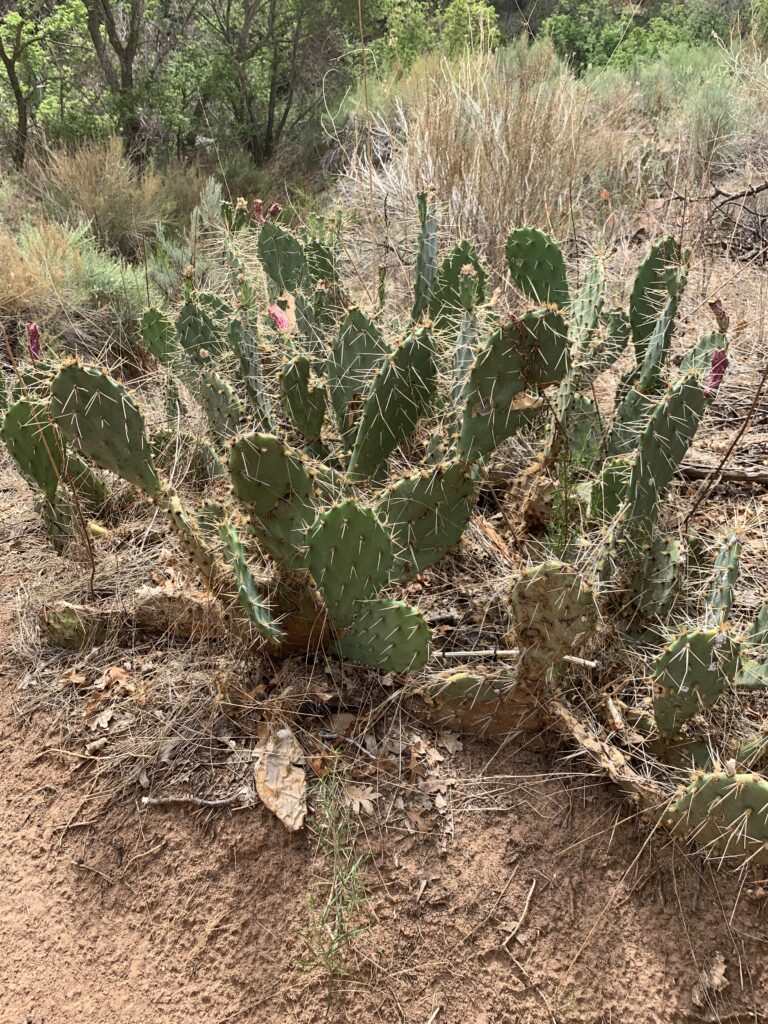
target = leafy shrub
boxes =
[541,0,745,72]
[441,0,501,57]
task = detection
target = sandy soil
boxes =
[2,461,768,1024]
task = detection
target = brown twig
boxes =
[501,878,537,948]
[679,463,768,486]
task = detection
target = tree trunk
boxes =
[0,40,28,170]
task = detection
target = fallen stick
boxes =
[141,790,250,809]
[434,648,598,669]
[678,462,768,486]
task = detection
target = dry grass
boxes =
[338,40,650,265]
[25,138,171,257]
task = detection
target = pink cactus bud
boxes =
[704,348,728,399]
[250,198,265,225]
[266,202,283,220]
[26,322,41,362]
[268,304,291,332]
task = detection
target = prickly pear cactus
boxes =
[665,770,768,865]
[508,562,598,691]
[50,362,161,496]
[653,629,740,736]
[505,228,570,308]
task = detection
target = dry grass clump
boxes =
[25,138,171,257]
[339,40,649,262]
[0,227,66,319]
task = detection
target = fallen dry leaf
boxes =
[436,730,463,754]
[255,725,307,831]
[343,783,381,816]
[691,951,729,1008]
[88,707,115,731]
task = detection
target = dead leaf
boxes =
[100,665,129,688]
[405,806,436,835]
[328,712,356,734]
[436,730,463,754]
[85,736,108,755]
[88,707,114,731]
[343,783,381,816]
[692,951,729,1008]
[255,725,307,831]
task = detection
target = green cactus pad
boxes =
[628,537,683,620]
[573,309,630,394]
[735,658,768,691]
[176,301,226,365]
[196,291,236,322]
[201,370,244,444]
[623,372,706,530]
[629,237,686,363]
[635,294,679,394]
[36,491,73,553]
[509,562,598,687]
[456,311,568,463]
[734,733,768,771]
[544,381,601,464]
[228,432,316,567]
[379,461,477,580]
[336,597,431,672]
[606,385,657,458]
[505,228,570,308]
[218,522,284,640]
[327,308,388,450]
[653,629,740,735]
[429,240,488,332]
[665,771,768,865]
[10,360,55,404]
[747,605,768,647]
[196,499,227,540]
[227,318,273,431]
[411,190,439,322]
[706,533,742,627]
[141,308,178,366]
[681,332,727,377]
[50,363,161,496]
[258,222,307,293]
[305,500,394,628]
[347,328,437,481]
[433,671,500,702]
[305,238,340,285]
[65,452,111,512]
[3,398,64,497]
[163,374,182,421]
[452,308,481,408]
[279,355,326,444]
[570,255,605,350]
[590,455,633,521]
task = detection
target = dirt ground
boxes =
[2,460,768,1024]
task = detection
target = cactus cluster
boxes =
[4,196,766,867]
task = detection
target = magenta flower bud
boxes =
[26,322,41,362]
[266,202,283,220]
[268,304,291,331]
[250,198,265,225]
[704,348,728,399]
